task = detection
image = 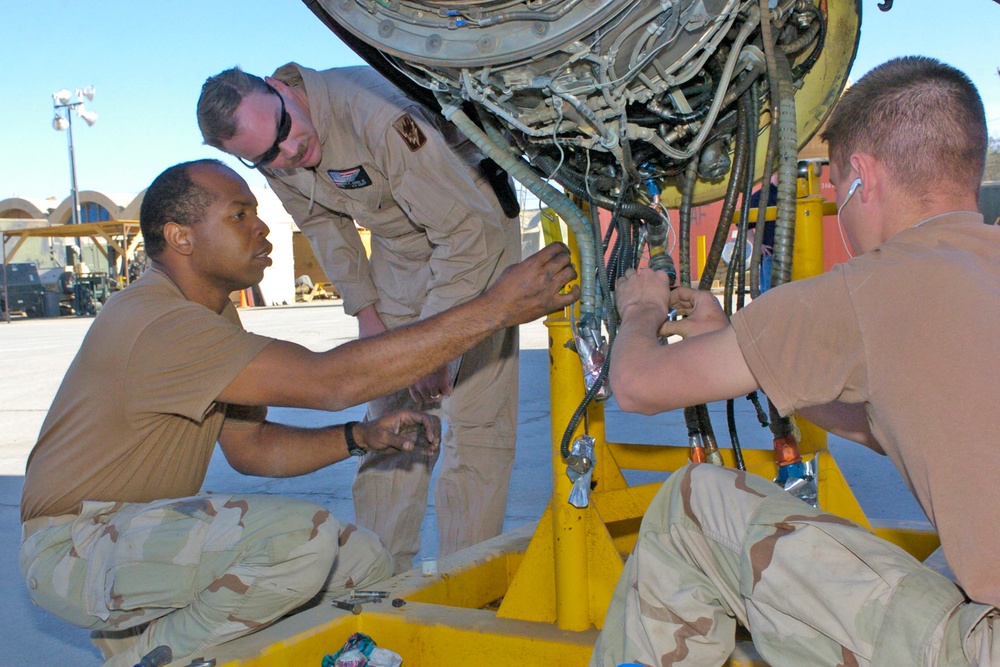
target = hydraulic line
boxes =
[760,0,802,476]
[723,93,753,317]
[591,203,617,340]
[760,3,799,288]
[644,5,760,165]
[749,90,780,299]
[696,404,723,466]
[730,86,758,313]
[557,181,633,462]
[676,159,715,466]
[721,88,757,472]
[726,399,747,471]
[744,84,773,428]
[789,3,827,79]
[437,96,598,318]
[677,159,699,287]
[697,83,752,292]
[533,155,664,227]
[685,406,706,463]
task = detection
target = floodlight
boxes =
[53,89,72,104]
[78,108,98,127]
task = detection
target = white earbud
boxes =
[843,177,862,206]
[837,177,862,259]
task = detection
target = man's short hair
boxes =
[140,159,224,258]
[822,56,987,200]
[197,67,271,149]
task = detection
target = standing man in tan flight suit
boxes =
[197,64,522,572]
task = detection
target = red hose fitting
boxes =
[773,434,801,467]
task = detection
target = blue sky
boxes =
[1,0,997,201]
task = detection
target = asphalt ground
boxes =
[0,301,926,665]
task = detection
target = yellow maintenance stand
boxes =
[202,171,938,667]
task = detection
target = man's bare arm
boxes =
[610,270,759,415]
[218,410,441,478]
[218,243,579,411]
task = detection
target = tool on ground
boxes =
[332,599,362,614]
[134,645,172,667]
[351,590,389,602]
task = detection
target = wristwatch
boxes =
[344,421,366,457]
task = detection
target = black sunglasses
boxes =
[238,85,291,169]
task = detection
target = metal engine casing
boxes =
[307,0,860,206]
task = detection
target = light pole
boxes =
[52,86,98,252]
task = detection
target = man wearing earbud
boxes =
[592,56,1000,665]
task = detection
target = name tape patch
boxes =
[328,165,372,189]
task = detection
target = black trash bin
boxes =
[43,290,62,318]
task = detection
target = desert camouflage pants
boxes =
[19,494,392,667]
[592,464,1000,667]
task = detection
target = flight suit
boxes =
[262,64,521,572]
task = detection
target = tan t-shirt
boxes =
[731,211,1000,606]
[20,269,273,522]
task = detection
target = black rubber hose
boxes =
[727,399,747,471]
[723,104,745,316]
[698,94,751,292]
[750,86,779,300]
[736,85,759,311]
[532,155,665,226]
[789,4,826,78]
[696,403,720,460]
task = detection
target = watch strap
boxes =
[344,421,366,457]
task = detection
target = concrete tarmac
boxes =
[0,301,926,665]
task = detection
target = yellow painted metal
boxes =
[547,317,598,630]
[697,234,708,282]
[789,175,830,454]
[496,504,560,622]
[216,603,598,667]
[790,195,826,282]
[873,526,941,563]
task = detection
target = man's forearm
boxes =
[219,243,578,411]
[611,313,759,415]
[220,421,351,478]
[318,291,511,410]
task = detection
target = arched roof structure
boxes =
[46,191,132,225]
[0,198,52,220]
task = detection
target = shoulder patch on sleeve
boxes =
[392,114,427,152]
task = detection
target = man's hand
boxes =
[615,268,673,323]
[356,305,388,339]
[658,286,729,339]
[409,365,453,405]
[484,242,580,326]
[357,409,441,455]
